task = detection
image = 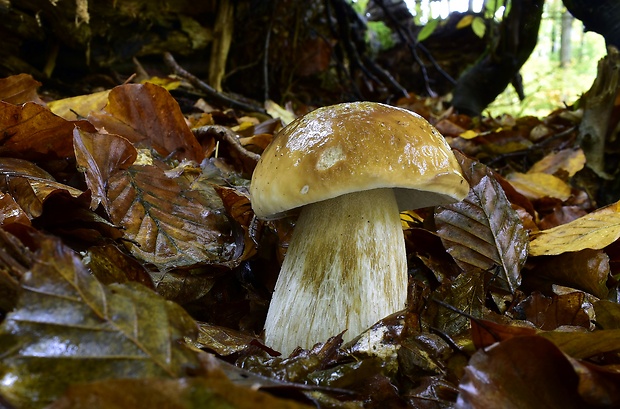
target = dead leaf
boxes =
[526,249,610,298]
[74,128,236,270]
[529,200,620,256]
[506,171,572,201]
[88,83,204,162]
[593,300,620,329]
[514,291,591,330]
[0,236,200,408]
[48,89,110,120]
[457,336,590,409]
[470,318,537,349]
[527,148,586,177]
[0,101,94,160]
[541,329,620,359]
[0,73,43,105]
[436,174,528,293]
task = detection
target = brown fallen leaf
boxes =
[88,82,204,162]
[0,236,200,408]
[74,128,237,270]
[0,100,94,160]
[527,147,586,177]
[526,249,610,299]
[514,291,591,330]
[0,73,44,105]
[436,172,528,294]
[457,336,590,409]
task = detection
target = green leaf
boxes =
[417,18,439,42]
[0,236,200,408]
[471,16,486,38]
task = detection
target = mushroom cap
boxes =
[250,101,469,219]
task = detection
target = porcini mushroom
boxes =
[250,101,469,355]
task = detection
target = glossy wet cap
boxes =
[250,101,469,219]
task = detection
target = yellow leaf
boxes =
[528,148,585,177]
[142,76,182,91]
[48,90,109,120]
[507,172,571,201]
[529,201,620,256]
[456,15,474,29]
[459,129,479,139]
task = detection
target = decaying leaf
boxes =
[527,148,586,177]
[514,291,591,330]
[0,236,200,408]
[0,73,43,105]
[526,249,610,298]
[436,173,528,294]
[48,90,110,120]
[529,200,620,256]
[457,336,590,409]
[74,128,237,270]
[506,171,571,201]
[88,83,204,162]
[0,101,94,160]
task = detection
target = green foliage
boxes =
[418,18,440,42]
[367,20,395,50]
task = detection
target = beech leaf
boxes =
[529,200,620,256]
[457,336,589,408]
[436,174,528,293]
[88,83,203,162]
[0,101,93,159]
[74,128,236,270]
[0,236,200,408]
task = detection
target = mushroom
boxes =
[250,101,469,355]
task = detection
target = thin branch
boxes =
[164,52,265,114]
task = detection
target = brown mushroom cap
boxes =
[251,101,469,219]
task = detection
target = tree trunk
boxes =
[560,10,573,67]
[450,0,544,116]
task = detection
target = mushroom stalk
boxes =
[264,188,408,355]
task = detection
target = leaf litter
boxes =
[0,73,618,408]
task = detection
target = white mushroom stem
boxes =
[264,188,408,355]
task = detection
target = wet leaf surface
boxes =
[0,236,200,408]
[0,71,620,408]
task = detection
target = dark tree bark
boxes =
[563,0,620,49]
[451,0,544,116]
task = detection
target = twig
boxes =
[164,52,266,114]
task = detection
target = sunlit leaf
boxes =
[529,200,620,256]
[527,148,586,177]
[471,16,486,38]
[417,18,439,42]
[506,171,571,201]
[458,336,589,409]
[436,174,528,293]
[0,236,200,408]
[456,15,474,29]
[48,90,110,120]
